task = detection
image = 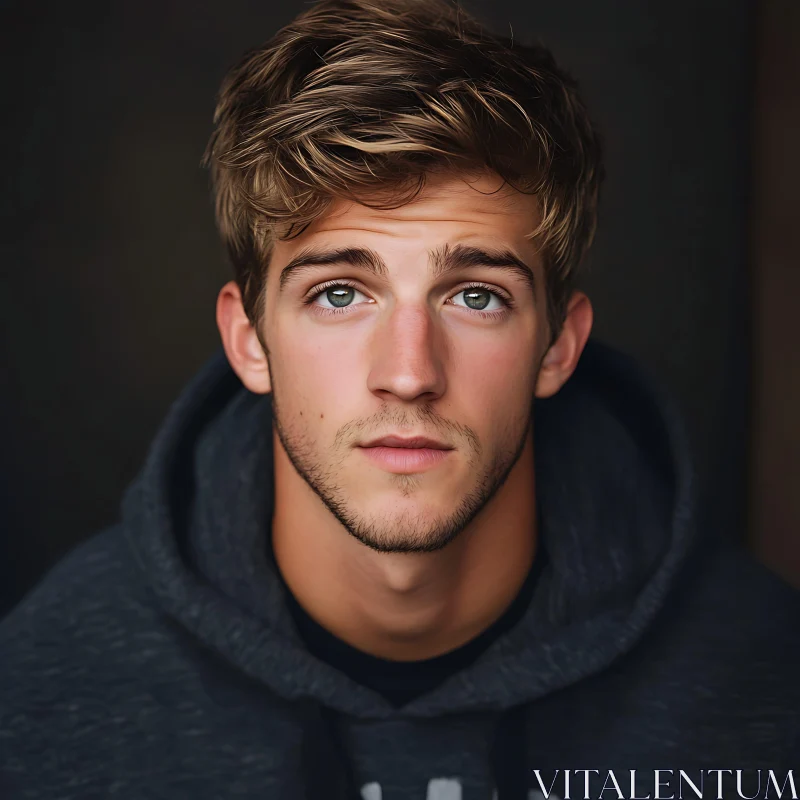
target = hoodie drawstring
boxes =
[300,698,361,799]
[490,703,530,799]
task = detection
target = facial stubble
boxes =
[267,361,534,555]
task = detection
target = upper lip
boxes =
[360,435,453,450]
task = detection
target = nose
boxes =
[366,303,447,403]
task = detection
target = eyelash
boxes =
[302,280,515,320]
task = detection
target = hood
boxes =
[121,336,700,796]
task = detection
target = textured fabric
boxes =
[2,338,799,800]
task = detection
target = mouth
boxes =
[357,444,453,474]
[356,434,455,474]
[359,434,453,450]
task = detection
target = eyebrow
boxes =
[278,243,536,297]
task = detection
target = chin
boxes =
[345,507,465,554]
[353,531,461,555]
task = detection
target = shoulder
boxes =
[677,535,800,642]
[585,537,800,763]
[0,526,164,727]
[0,527,205,793]
[637,535,800,721]
[1,525,148,641]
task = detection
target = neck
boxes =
[271,429,538,662]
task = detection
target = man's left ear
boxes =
[535,291,594,399]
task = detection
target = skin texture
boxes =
[218,171,593,660]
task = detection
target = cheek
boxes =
[274,324,365,406]
[452,334,536,402]
[450,336,537,446]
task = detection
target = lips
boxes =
[359,441,453,473]
[360,435,453,450]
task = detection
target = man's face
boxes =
[262,171,547,554]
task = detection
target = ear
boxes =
[535,291,594,399]
[216,280,272,394]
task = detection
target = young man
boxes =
[2,0,798,798]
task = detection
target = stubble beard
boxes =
[268,372,534,555]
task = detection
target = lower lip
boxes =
[359,446,453,473]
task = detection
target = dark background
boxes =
[1,0,795,616]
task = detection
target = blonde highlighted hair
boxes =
[202,0,604,344]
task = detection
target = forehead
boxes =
[274,171,541,257]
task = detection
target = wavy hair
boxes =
[202,0,604,344]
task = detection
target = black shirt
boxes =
[282,548,548,708]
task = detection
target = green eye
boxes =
[311,284,368,310]
[452,287,507,313]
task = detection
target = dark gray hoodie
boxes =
[2,338,798,800]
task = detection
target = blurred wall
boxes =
[750,0,800,587]
[1,0,754,615]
